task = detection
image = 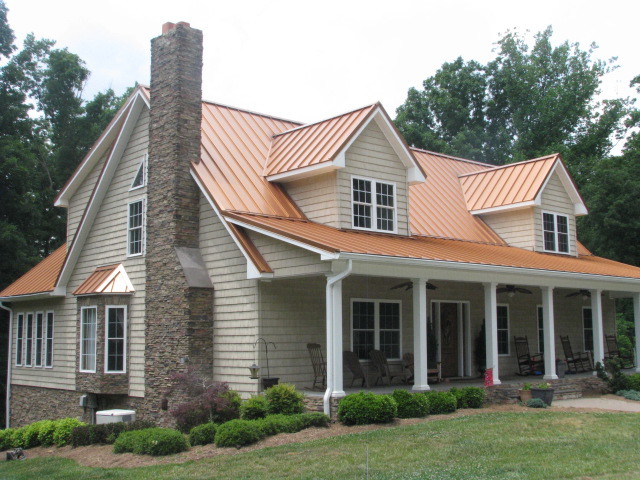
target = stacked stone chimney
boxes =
[144,22,214,425]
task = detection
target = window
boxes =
[25,313,34,366]
[537,306,544,353]
[15,313,24,366]
[127,199,145,256]
[497,305,509,355]
[35,312,44,367]
[130,155,147,190]
[583,307,593,351]
[542,212,569,253]
[105,306,126,373]
[45,311,54,368]
[351,300,401,360]
[80,307,97,372]
[352,177,396,232]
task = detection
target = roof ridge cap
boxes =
[202,100,303,125]
[410,148,493,167]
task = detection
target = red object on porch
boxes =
[484,368,494,387]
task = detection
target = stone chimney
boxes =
[144,22,213,425]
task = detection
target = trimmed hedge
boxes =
[189,422,217,446]
[264,384,305,415]
[423,391,457,414]
[0,428,17,450]
[214,419,264,448]
[450,387,486,409]
[392,390,430,418]
[526,398,547,408]
[626,374,640,392]
[240,395,269,420]
[71,419,156,447]
[0,418,86,450]
[337,392,397,425]
[53,418,85,446]
[113,428,188,456]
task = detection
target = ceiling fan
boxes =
[390,281,438,291]
[565,289,591,299]
[497,285,533,296]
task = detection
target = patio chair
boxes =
[605,334,635,368]
[513,335,544,376]
[344,350,369,388]
[560,335,593,373]
[307,343,326,390]
[402,352,442,383]
[369,349,411,386]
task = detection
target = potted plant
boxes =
[519,383,533,402]
[531,382,555,406]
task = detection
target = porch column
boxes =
[633,293,640,373]
[412,278,430,391]
[483,282,501,384]
[541,286,558,380]
[590,289,605,368]
[330,278,345,398]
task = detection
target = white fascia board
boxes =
[224,217,340,260]
[266,161,341,183]
[56,95,146,289]
[191,171,272,280]
[55,90,149,208]
[535,160,588,216]
[0,290,66,302]
[471,201,537,216]
[98,264,135,293]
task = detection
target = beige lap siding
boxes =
[535,173,578,256]
[481,208,536,250]
[285,173,339,228]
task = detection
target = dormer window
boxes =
[542,212,569,253]
[130,155,147,190]
[352,177,396,233]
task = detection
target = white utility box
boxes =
[95,409,136,424]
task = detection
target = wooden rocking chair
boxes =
[560,335,593,373]
[306,343,326,390]
[513,335,544,376]
[369,349,411,386]
[344,351,369,387]
[402,352,442,383]
[605,334,635,368]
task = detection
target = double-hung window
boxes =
[352,177,396,232]
[25,313,34,366]
[35,312,44,367]
[497,305,509,355]
[583,307,593,351]
[127,199,145,256]
[105,306,126,373]
[351,300,401,360]
[542,212,569,253]
[15,313,24,366]
[80,307,97,372]
[45,311,54,368]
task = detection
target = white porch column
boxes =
[330,278,345,398]
[590,289,605,368]
[541,286,558,380]
[633,293,640,373]
[412,278,430,391]
[483,282,501,384]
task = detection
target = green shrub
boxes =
[616,390,640,401]
[265,384,305,415]
[526,398,547,408]
[10,426,28,448]
[36,420,57,447]
[53,418,86,447]
[70,425,93,447]
[23,420,48,448]
[450,387,485,409]
[113,428,188,456]
[214,419,263,448]
[0,428,16,450]
[423,391,457,414]
[299,412,330,428]
[189,422,217,446]
[337,392,397,425]
[255,413,329,437]
[240,395,269,420]
[392,389,430,418]
[626,374,640,392]
[71,419,157,447]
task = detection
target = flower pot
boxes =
[531,388,554,406]
[519,389,533,402]
[262,377,279,390]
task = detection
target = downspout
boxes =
[0,302,12,428]
[323,260,352,416]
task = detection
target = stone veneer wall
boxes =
[144,22,213,426]
[485,376,609,404]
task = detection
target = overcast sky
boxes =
[5,0,639,124]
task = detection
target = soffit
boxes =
[0,244,67,297]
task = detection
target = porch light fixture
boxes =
[248,363,260,379]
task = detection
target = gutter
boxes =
[0,302,12,428]
[323,260,352,416]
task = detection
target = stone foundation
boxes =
[303,395,341,421]
[486,376,609,404]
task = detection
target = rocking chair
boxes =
[369,349,411,386]
[560,335,593,373]
[605,334,635,368]
[344,350,369,387]
[514,336,544,376]
[306,343,326,390]
[402,352,442,383]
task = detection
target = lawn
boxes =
[2,411,640,479]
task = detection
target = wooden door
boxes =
[440,303,459,378]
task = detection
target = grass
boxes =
[2,411,640,479]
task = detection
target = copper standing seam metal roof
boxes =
[72,264,134,295]
[0,243,67,297]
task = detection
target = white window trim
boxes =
[541,210,570,254]
[80,306,97,373]
[536,305,544,354]
[105,305,127,374]
[15,313,24,366]
[45,310,54,368]
[127,198,146,257]
[351,175,398,234]
[582,306,593,352]
[24,312,34,367]
[34,311,44,367]
[350,298,402,361]
[129,153,148,191]
[497,304,510,356]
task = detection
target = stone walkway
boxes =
[553,394,640,412]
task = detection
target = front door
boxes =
[439,303,459,378]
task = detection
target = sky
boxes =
[4,0,639,125]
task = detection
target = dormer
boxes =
[459,154,588,256]
[263,104,426,235]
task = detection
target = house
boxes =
[1,21,640,427]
